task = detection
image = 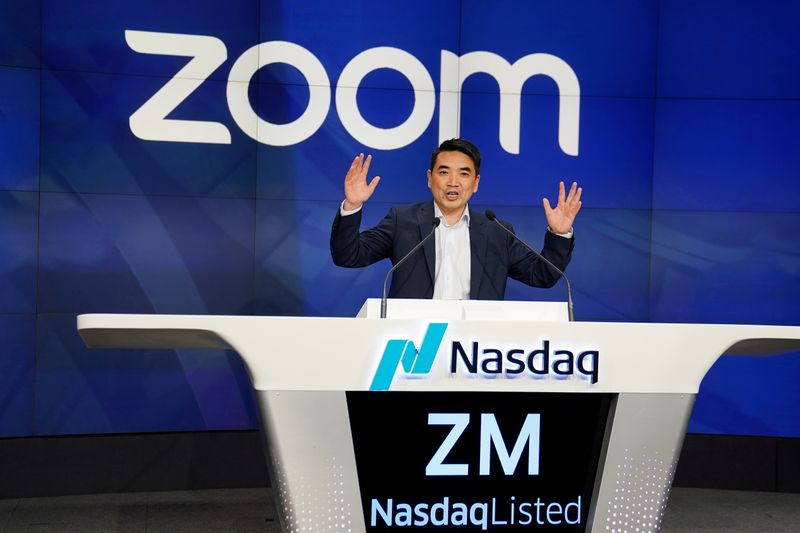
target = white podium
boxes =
[77,299,800,533]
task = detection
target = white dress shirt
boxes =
[432,203,472,300]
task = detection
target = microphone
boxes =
[381,217,441,319]
[485,209,575,322]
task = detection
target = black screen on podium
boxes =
[347,391,614,532]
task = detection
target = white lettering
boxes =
[126,30,230,144]
[126,31,580,154]
[440,50,580,155]
[395,503,412,526]
[370,497,392,526]
[426,413,470,476]
[227,41,330,146]
[470,502,489,531]
[479,413,541,475]
[336,47,435,149]
[565,496,581,525]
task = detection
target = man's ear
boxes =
[473,174,480,192]
[427,169,432,189]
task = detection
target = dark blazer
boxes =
[330,201,574,300]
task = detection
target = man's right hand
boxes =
[343,153,381,211]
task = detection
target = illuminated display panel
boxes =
[35,315,258,434]
[689,353,800,437]
[0,316,35,437]
[0,192,38,313]
[657,0,800,99]
[459,92,654,209]
[42,0,258,80]
[0,68,39,191]
[652,99,800,213]
[254,83,438,203]
[256,0,460,89]
[348,391,612,532]
[255,199,389,317]
[459,0,658,98]
[495,206,652,322]
[0,0,796,438]
[0,2,40,69]
[37,193,254,314]
[650,210,800,325]
[40,70,258,197]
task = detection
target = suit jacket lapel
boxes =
[418,202,436,284]
[469,211,488,299]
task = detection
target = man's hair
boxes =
[429,138,481,174]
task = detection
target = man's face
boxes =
[427,150,480,218]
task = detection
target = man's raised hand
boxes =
[343,153,381,211]
[543,181,583,235]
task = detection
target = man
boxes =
[330,138,582,300]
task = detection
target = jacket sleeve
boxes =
[330,206,397,268]
[505,223,575,288]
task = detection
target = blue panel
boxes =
[0,1,40,68]
[256,199,392,317]
[658,0,800,98]
[0,315,35,437]
[460,0,657,97]
[40,69,257,196]
[42,0,258,80]
[35,314,258,435]
[650,211,800,325]
[480,206,651,321]
[1,0,794,441]
[0,67,39,191]
[258,90,654,209]
[38,193,254,314]
[459,92,654,209]
[0,191,38,313]
[690,352,800,438]
[653,99,800,212]
[257,83,438,202]
[257,0,460,89]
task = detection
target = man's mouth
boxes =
[445,191,460,201]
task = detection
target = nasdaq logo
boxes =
[451,340,599,384]
[125,30,580,154]
[371,323,600,389]
[370,323,448,391]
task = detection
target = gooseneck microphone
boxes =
[485,209,575,322]
[381,217,441,319]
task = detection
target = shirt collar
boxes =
[433,202,471,228]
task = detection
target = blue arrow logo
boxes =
[370,323,448,391]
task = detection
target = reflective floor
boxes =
[1,487,799,532]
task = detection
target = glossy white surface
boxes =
[77,307,800,394]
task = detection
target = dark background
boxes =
[347,391,612,531]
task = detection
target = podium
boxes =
[77,299,800,533]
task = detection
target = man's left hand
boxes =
[543,181,582,235]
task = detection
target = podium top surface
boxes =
[77,309,800,395]
[356,298,569,321]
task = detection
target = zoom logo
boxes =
[125,30,580,154]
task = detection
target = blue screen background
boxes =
[1,0,799,438]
